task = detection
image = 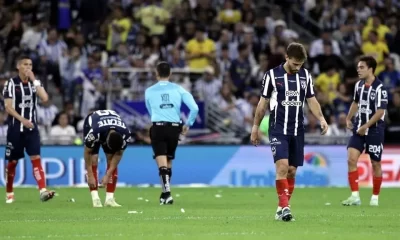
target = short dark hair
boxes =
[17,55,31,63]
[286,43,307,61]
[359,55,377,73]
[107,131,124,152]
[237,43,248,52]
[156,62,171,78]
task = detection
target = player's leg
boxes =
[270,135,292,222]
[342,135,364,206]
[4,131,23,203]
[287,166,296,202]
[366,133,384,206]
[88,150,102,207]
[287,134,304,204]
[25,131,55,202]
[103,150,121,207]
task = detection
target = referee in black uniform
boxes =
[144,62,199,205]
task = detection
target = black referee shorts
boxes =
[150,122,182,160]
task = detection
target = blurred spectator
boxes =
[377,57,400,101]
[107,6,132,52]
[309,30,341,58]
[229,43,251,98]
[50,111,76,145]
[0,111,7,139]
[194,66,221,102]
[361,30,389,75]
[310,41,345,74]
[218,0,242,27]
[218,44,232,77]
[168,48,186,68]
[215,29,238,60]
[185,25,216,70]
[333,83,352,117]
[36,94,59,133]
[134,0,170,37]
[362,15,390,42]
[330,112,351,136]
[20,18,47,55]
[387,92,400,125]
[315,65,341,103]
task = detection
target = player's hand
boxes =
[101,174,111,186]
[346,119,353,130]
[250,125,261,146]
[24,70,35,81]
[181,126,189,135]
[87,173,97,189]
[357,125,368,136]
[320,120,328,135]
[22,118,34,128]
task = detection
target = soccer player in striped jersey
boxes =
[3,56,55,203]
[342,56,388,207]
[250,43,329,222]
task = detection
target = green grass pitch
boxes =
[0,187,399,240]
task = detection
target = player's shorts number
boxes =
[96,110,119,117]
[368,145,381,154]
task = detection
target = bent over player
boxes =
[83,109,131,207]
[3,56,55,203]
[250,43,328,221]
[342,56,387,207]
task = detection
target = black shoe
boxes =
[281,207,293,222]
[159,192,174,205]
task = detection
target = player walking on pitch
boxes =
[250,43,328,221]
[3,56,55,203]
[83,109,131,207]
[342,56,387,207]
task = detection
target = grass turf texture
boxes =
[0,187,399,240]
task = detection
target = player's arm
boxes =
[3,80,29,124]
[253,72,272,128]
[27,71,48,102]
[305,73,328,134]
[106,150,124,175]
[346,81,360,122]
[83,130,98,175]
[364,87,388,128]
[180,87,199,127]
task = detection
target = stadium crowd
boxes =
[0,0,400,145]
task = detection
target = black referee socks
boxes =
[159,167,171,193]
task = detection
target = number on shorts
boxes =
[96,110,119,117]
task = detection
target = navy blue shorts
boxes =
[82,115,114,155]
[269,134,304,167]
[347,131,384,161]
[5,128,41,160]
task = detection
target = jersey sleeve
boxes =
[306,72,315,98]
[376,86,388,109]
[84,128,99,148]
[353,81,360,103]
[2,79,14,99]
[261,72,273,99]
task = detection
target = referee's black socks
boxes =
[159,167,171,194]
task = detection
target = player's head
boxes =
[357,55,377,79]
[156,62,171,80]
[16,55,32,74]
[106,130,124,152]
[285,43,307,74]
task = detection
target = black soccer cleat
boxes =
[159,192,174,205]
[281,207,293,222]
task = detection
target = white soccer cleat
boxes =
[342,195,361,206]
[5,194,14,204]
[104,198,121,207]
[370,196,379,206]
[92,198,103,208]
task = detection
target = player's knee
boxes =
[287,166,297,178]
[371,160,381,170]
[29,155,40,161]
[276,161,289,177]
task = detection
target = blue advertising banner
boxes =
[112,101,205,129]
[0,146,354,187]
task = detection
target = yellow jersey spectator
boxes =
[361,30,389,75]
[362,16,390,42]
[106,6,131,51]
[185,26,216,70]
[218,0,242,25]
[162,0,181,12]
[135,0,170,36]
[315,67,341,103]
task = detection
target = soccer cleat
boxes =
[341,196,361,206]
[92,198,103,208]
[159,192,174,205]
[5,194,15,204]
[275,207,293,222]
[40,190,56,202]
[104,198,122,207]
[370,197,379,206]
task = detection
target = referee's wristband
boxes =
[33,80,41,87]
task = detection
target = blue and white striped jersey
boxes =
[261,65,315,136]
[2,76,41,132]
[352,78,387,134]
